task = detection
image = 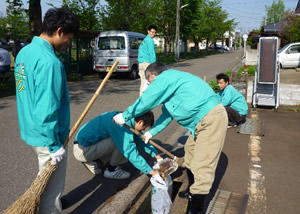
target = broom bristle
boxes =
[3,161,57,214]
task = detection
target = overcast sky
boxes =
[0,0,298,34]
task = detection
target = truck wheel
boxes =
[129,66,138,80]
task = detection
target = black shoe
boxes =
[179,169,194,198]
[187,193,207,214]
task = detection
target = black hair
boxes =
[135,111,154,128]
[148,25,157,31]
[216,73,230,83]
[145,62,167,80]
[42,8,80,36]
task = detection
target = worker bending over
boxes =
[113,63,228,214]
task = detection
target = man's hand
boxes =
[112,113,125,125]
[144,131,152,144]
[50,147,66,165]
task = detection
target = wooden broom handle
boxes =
[123,124,175,159]
[63,61,119,148]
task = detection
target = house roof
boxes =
[296,0,300,14]
[262,20,288,34]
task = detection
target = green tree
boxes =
[155,0,177,53]
[62,0,101,31]
[0,16,8,40]
[279,12,300,45]
[99,0,159,33]
[180,0,205,52]
[262,0,286,25]
[201,0,235,49]
[6,0,30,41]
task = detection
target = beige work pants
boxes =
[184,104,228,194]
[138,62,150,96]
[33,146,68,214]
[73,137,128,166]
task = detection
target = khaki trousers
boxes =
[184,104,228,194]
[138,62,150,96]
[73,137,128,166]
[33,146,68,214]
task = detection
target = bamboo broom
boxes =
[3,61,119,214]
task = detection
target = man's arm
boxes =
[147,38,156,63]
[34,62,64,153]
[110,125,153,174]
[219,87,233,107]
[122,74,172,121]
[149,105,173,136]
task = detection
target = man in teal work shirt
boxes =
[73,111,164,182]
[113,63,228,214]
[15,8,79,214]
[138,25,157,96]
[216,73,248,128]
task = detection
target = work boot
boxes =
[187,193,207,214]
[179,168,194,198]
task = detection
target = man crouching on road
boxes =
[113,62,228,214]
[73,111,164,183]
[216,73,248,128]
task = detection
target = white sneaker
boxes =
[82,161,102,175]
[104,166,130,179]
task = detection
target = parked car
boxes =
[93,31,146,79]
[278,42,300,68]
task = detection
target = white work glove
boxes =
[144,131,152,144]
[141,81,150,94]
[50,146,66,165]
[112,113,125,125]
[150,173,167,189]
[153,158,164,170]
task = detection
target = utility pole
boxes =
[175,1,188,61]
[239,29,242,50]
[175,0,180,61]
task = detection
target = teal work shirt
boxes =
[138,35,156,64]
[122,69,221,138]
[15,36,70,153]
[75,111,158,175]
[218,85,248,115]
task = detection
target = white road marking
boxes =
[246,112,267,214]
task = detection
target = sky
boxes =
[0,0,298,34]
[220,0,298,33]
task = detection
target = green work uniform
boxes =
[218,84,248,115]
[76,111,158,174]
[123,69,221,137]
[15,36,70,153]
[138,35,156,64]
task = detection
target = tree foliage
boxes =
[279,12,300,45]
[262,0,286,25]
[5,0,30,41]
[62,0,102,31]
[1,0,236,54]
[99,0,161,33]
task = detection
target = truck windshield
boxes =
[278,44,290,53]
[98,36,125,50]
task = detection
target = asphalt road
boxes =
[0,50,244,213]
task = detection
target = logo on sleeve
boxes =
[15,62,26,92]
